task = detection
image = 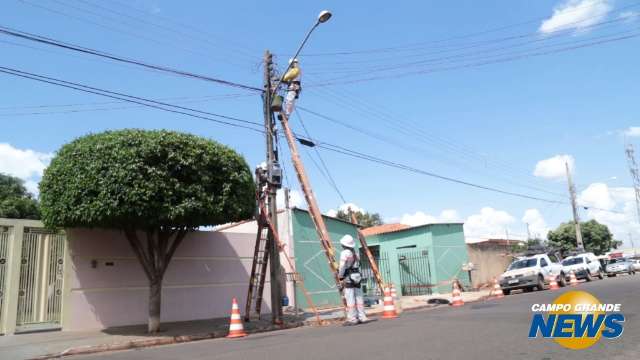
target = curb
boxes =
[31,321,304,360]
[32,295,492,359]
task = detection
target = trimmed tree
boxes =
[39,129,255,333]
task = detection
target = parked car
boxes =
[605,258,636,276]
[561,252,604,281]
[499,253,565,295]
[630,259,640,272]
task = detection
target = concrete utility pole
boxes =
[565,161,585,251]
[263,50,284,324]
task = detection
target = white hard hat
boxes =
[289,58,299,65]
[340,234,355,248]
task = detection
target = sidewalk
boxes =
[0,289,491,360]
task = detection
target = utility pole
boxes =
[625,144,640,250]
[263,50,283,324]
[526,223,531,241]
[565,161,585,251]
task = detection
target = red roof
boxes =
[361,223,410,237]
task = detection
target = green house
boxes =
[362,223,470,295]
[290,210,470,308]
[290,208,359,309]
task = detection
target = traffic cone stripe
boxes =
[226,298,247,338]
[570,271,578,286]
[548,276,559,290]
[450,281,464,307]
[381,287,398,319]
[492,278,504,299]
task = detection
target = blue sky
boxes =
[1,0,640,247]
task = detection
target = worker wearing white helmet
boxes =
[338,234,369,325]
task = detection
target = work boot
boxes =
[358,318,375,324]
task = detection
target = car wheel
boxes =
[558,273,567,287]
[585,271,593,282]
[503,289,510,295]
[536,275,545,291]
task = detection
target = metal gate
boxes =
[397,249,433,296]
[0,228,10,327]
[16,230,65,330]
[360,249,391,297]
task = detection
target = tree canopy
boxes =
[336,209,383,228]
[0,173,40,219]
[40,129,255,229]
[39,129,255,332]
[547,220,618,256]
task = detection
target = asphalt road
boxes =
[74,275,639,360]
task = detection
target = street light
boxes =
[270,10,332,97]
[318,10,332,23]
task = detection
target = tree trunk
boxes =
[148,276,162,333]
[124,228,187,334]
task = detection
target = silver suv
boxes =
[605,258,636,276]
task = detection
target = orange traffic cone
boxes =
[381,286,398,319]
[548,275,559,290]
[570,271,578,286]
[492,278,504,299]
[226,298,247,338]
[451,281,464,307]
[390,283,398,300]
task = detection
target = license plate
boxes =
[508,279,519,284]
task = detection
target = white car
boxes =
[499,253,565,295]
[632,259,640,272]
[561,252,604,281]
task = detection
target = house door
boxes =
[397,248,432,296]
[15,230,65,331]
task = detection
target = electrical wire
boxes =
[0,25,262,92]
[294,109,347,203]
[0,66,264,132]
[296,1,640,57]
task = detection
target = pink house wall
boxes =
[65,228,278,331]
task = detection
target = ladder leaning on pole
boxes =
[245,193,271,321]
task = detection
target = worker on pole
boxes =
[338,235,369,326]
[282,58,302,116]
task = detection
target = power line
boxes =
[315,141,566,205]
[0,65,264,132]
[18,0,257,70]
[298,105,568,199]
[0,25,263,92]
[294,109,347,203]
[295,1,640,57]
[308,30,640,87]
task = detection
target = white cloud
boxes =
[522,209,550,239]
[578,183,616,210]
[0,143,53,196]
[400,209,460,226]
[326,203,364,217]
[623,127,640,137]
[576,183,640,249]
[276,189,304,209]
[534,154,575,179]
[539,0,613,35]
[464,207,516,240]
